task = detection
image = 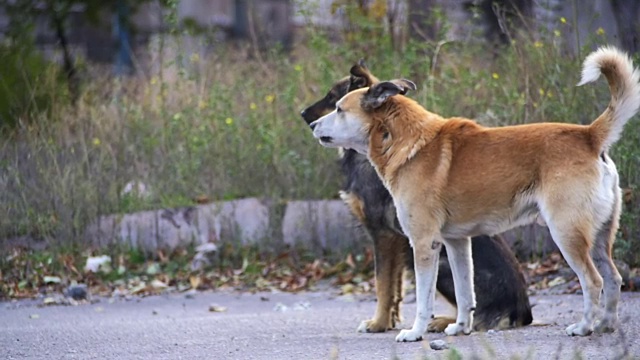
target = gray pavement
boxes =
[1,289,639,360]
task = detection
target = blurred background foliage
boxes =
[0,0,639,266]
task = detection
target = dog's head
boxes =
[300,59,379,125]
[310,79,417,154]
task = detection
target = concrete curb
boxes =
[83,197,369,255]
[7,197,559,259]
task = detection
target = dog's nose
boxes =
[310,121,318,131]
[300,108,307,119]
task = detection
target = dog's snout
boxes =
[310,121,318,131]
[300,108,307,118]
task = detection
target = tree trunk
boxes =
[52,10,79,104]
[611,0,640,53]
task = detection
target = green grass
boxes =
[1,12,639,266]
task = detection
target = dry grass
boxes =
[1,21,639,265]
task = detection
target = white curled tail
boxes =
[578,46,640,152]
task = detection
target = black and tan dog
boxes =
[301,61,533,333]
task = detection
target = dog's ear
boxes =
[389,79,417,94]
[349,59,376,90]
[362,79,416,110]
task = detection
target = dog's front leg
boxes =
[442,237,475,335]
[395,236,441,342]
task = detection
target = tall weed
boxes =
[1,10,639,265]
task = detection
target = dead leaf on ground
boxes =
[189,275,201,290]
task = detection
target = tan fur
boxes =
[339,191,366,224]
[312,46,640,341]
[356,229,408,332]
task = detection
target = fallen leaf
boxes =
[43,276,61,284]
[129,283,147,295]
[548,276,566,288]
[146,263,161,276]
[345,254,356,269]
[189,275,201,290]
[43,297,58,306]
[151,279,168,289]
[84,255,111,273]
[341,283,355,295]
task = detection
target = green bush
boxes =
[0,44,67,130]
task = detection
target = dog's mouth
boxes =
[319,136,333,144]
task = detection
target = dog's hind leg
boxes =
[543,213,603,336]
[441,237,476,335]
[592,185,623,333]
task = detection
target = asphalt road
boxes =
[1,289,639,360]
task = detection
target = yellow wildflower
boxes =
[225,117,233,125]
[554,30,561,37]
[190,53,200,63]
[198,100,207,109]
[370,0,387,19]
[92,138,101,146]
[492,73,499,80]
[294,64,303,72]
[539,88,545,96]
[560,17,567,24]
[265,94,275,103]
[534,41,543,48]
[596,27,605,35]
[250,102,257,110]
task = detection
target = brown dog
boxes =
[301,62,532,333]
[311,47,640,341]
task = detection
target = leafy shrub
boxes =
[0,44,66,130]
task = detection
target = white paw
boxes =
[356,321,368,333]
[444,323,471,336]
[395,329,424,342]
[565,322,593,336]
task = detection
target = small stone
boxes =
[273,303,288,312]
[152,309,158,315]
[429,339,449,350]
[66,284,88,300]
[487,329,497,335]
[209,304,227,312]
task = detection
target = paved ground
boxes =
[1,289,639,360]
